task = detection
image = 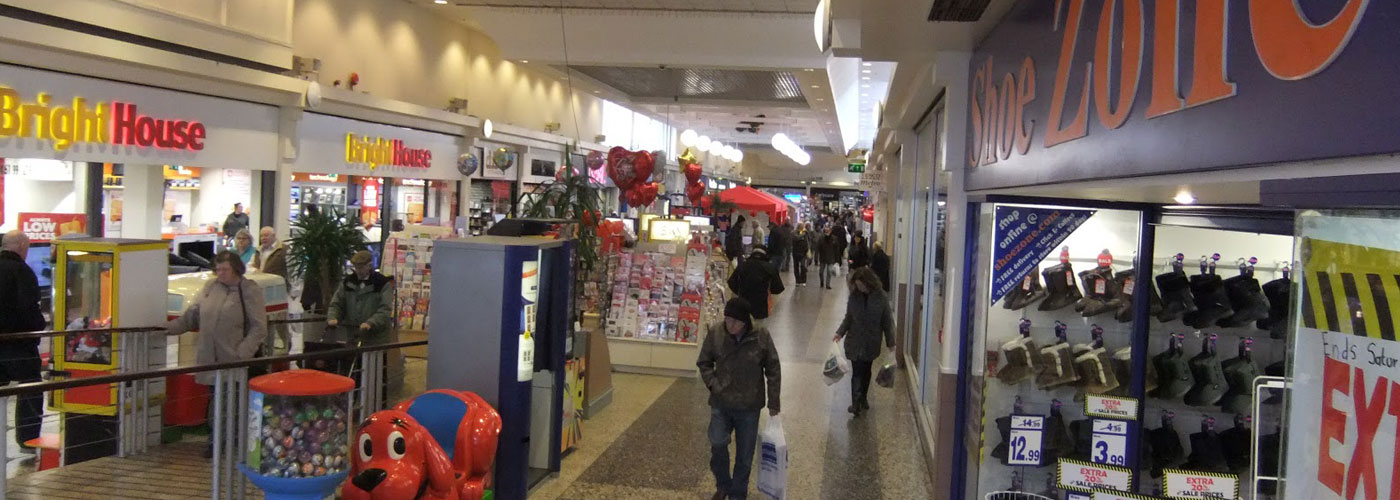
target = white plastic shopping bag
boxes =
[757,415,788,499]
[823,341,851,386]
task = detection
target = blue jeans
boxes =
[709,407,761,499]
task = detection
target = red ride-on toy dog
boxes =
[343,390,502,500]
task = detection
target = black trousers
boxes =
[793,255,808,284]
[0,342,43,447]
[851,359,874,407]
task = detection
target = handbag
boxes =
[237,281,272,376]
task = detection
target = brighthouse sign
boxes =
[0,87,207,151]
[345,133,431,170]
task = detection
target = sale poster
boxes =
[1286,213,1400,500]
[1058,458,1133,493]
[1162,469,1238,500]
[18,213,87,243]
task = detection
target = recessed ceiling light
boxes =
[862,84,870,88]
[811,85,820,88]
[862,62,872,67]
[434,0,447,3]
[815,98,823,101]
[1174,191,1196,204]
[804,68,815,72]
[521,60,529,63]
[862,70,872,74]
[862,76,870,80]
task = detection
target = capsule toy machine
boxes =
[239,369,355,500]
[49,238,168,464]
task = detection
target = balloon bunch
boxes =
[607,146,660,208]
[679,148,706,206]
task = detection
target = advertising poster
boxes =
[990,206,1095,305]
[18,213,87,243]
[1286,212,1400,500]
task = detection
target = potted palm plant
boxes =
[517,144,604,271]
[287,209,367,313]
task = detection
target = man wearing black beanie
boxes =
[727,245,785,327]
[697,297,782,500]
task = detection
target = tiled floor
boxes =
[535,269,934,500]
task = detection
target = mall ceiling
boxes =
[434,0,819,13]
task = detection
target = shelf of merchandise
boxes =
[606,335,701,377]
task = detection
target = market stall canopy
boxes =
[720,186,789,225]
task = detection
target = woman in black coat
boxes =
[832,267,894,416]
[847,234,871,269]
[817,228,841,289]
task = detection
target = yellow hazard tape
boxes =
[1302,238,1400,340]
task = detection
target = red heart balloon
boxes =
[684,163,702,185]
[686,181,705,204]
[642,182,660,206]
[626,187,645,207]
[606,147,655,191]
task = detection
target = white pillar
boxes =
[275,106,302,240]
[122,164,164,239]
[934,50,971,373]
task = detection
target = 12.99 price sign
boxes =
[1007,415,1045,466]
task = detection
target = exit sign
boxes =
[848,161,866,173]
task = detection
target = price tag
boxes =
[1085,395,1139,420]
[1162,469,1239,499]
[1007,414,1046,466]
[1068,493,1092,500]
[1023,275,1033,291]
[1058,458,1134,492]
[1094,276,1106,294]
[1093,491,1167,500]
[1122,277,1135,295]
[1091,419,1130,467]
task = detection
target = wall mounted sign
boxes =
[18,213,87,243]
[1084,395,1139,420]
[1006,414,1046,466]
[1058,458,1133,493]
[1089,419,1129,468]
[966,1,1391,191]
[1162,469,1238,499]
[990,205,1096,304]
[295,113,462,180]
[0,63,278,170]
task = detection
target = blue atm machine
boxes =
[427,236,572,500]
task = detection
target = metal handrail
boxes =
[0,339,425,398]
[0,315,331,342]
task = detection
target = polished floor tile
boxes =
[535,269,934,500]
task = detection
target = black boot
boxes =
[1183,274,1233,329]
[1257,276,1291,338]
[1039,264,1083,311]
[1218,275,1270,327]
[1155,271,1196,322]
[1003,271,1046,310]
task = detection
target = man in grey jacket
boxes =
[697,297,781,500]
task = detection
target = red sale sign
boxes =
[18,213,87,243]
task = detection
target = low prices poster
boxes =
[1287,214,1400,500]
[990,205,1095,304]
[19,213,87,243]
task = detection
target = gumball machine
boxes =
[238,369,355,500]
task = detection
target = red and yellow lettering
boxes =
[1249,0,1370,80]
[1045,0,1090,148]
[1146,0,1183,118]
[1092,0,1143,129]
[1015,57,1036,154]
[968,64,985,167]
[1319,356,1349,496]
[998,72,1017,160]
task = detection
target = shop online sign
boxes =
[0,87,207,151]
[966,1,1394,191]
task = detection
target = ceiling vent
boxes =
[927,0,991,22]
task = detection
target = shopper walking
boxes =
[726,215,747,267]
[831,222,848,275]
[817,227,840,289]
[871,242,892,292]
[847,233,871,270]
[253,227,290,351]
[833,267,894,416]
[221,203,250,246]
[697,297,781,500]
[327,251,394,346]
[772,222,793,272]
[727,245,785,327]
[165,250,268,456]
[0,231,46,451]
[232,229,257,266]
[791,224,810,286]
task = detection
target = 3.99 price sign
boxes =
[1091,419,1130,468]
[1007,414,1045,466]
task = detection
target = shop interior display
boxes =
[604,235,712,344]
[383,234,436,331]
[973,207,1292,499]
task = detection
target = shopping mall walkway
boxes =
[533,269,934,500]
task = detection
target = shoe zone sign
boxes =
[991,205,1096,304]
[965,0,1395,191]
[1287,214,1400,500]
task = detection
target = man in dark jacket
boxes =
[791,224,810,286]
[871,242,892,292]
[221,203,250,246]
[697,298,781,500]
[727,245,785,326]
[817,228,840,289]
[771,222,793,273]
[830,222,848,274]
[725,215,747,267]
[847,233,871,269]
[0,231,46,449]
[327,251,394,345]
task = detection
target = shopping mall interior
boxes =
[0,1,1397,499]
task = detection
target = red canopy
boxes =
[719,186,789,225]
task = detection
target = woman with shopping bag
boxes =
[832,267,894,417]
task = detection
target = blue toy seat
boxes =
[404,392,469,460]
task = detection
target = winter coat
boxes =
[847,243,871,269]
[727,256,785,319]
[0,250,46,340]
[327,271,395,345]
[831,225,848,252]
[222,212,250,239]
[769,225,792,255]
[166,277,268,385]
[872,249,892,292]
[817,235,841,265]
[697,322,781,413]
[253,242,288,281]
[791,233,810,261]
[725,217,747,260]
[836,288,895,362]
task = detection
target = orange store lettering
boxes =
[0,86,207,151]
[968,0,1372,167]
